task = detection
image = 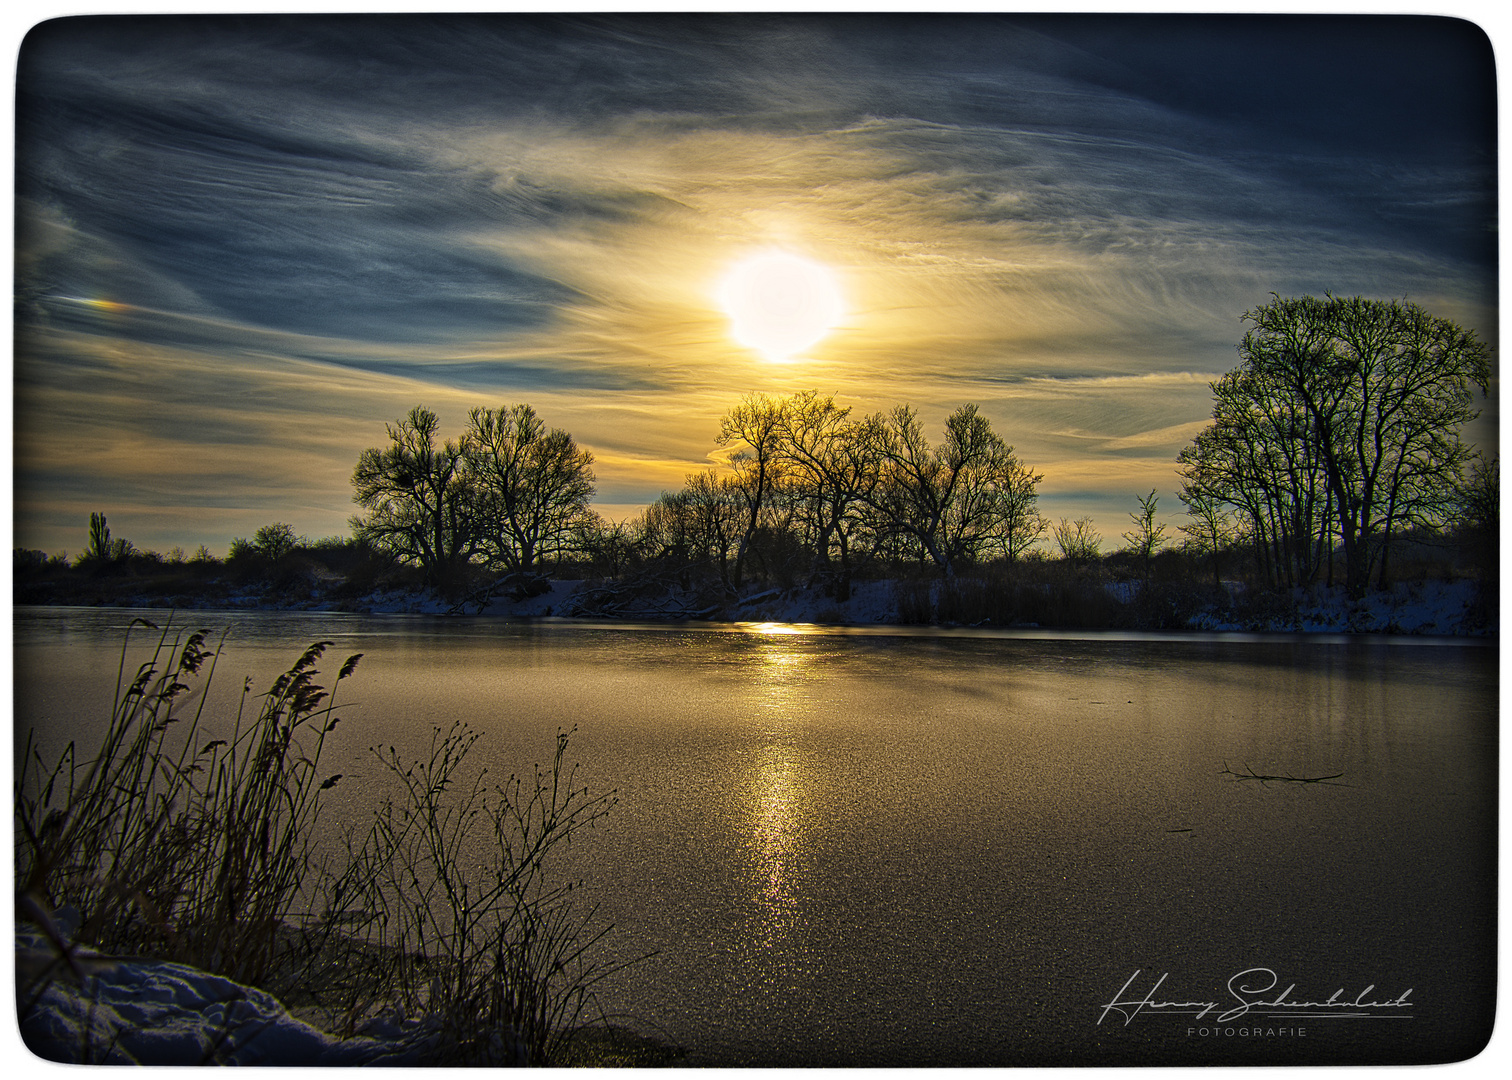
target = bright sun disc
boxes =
[718,250,844,361]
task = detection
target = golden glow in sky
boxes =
[717,250,845,362]
[11,15,1497,556]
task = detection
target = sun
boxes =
[717,249,845,362]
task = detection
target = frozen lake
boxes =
[11,606,1497,1065]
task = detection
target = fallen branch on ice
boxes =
[1220,762,1345,785]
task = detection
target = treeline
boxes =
[13,294,1497,626]
[588,393,1046,603]
[329,391,1048,604]
[12,513,397,608]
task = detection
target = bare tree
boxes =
[1454,451,1499,581]
[1053,517,1102,565]
[464,404,595,576]
[1178,363,1334,590]
[977,455,1047,564]
[681,469,745,589]
[774,391,887,599]
[630,395,1044,592]
[634,490,696,567]
[1178,489,1238,589]
[351,406,477,585]
[1121,490,1167,582]
[1456,452,1499,537]
[1194,294,1492,598]
[869,403,1028,576]
[252,522,303,561]
[717,394,788,592]
[573,512,635,579]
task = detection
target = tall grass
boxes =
[16,618,356,985]
[15,618,628,1065]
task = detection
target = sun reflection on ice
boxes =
[741,634,814,954]
[750,629,812,711]
[748,621,803,635]
[749,745,801,946]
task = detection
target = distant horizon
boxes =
[11,11,1499,559]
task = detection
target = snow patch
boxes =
[1104,580,1140,604]
[356,587,454,615]
[480,578,586,618]
[724,580,899,625]
[1187,579,1492,635]
[16,930,436,1065]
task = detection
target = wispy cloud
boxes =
[13,13,1497,552]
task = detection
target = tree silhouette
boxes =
[252,522,302,561]
[78,512,133,566]
[1178,490,1238,589]
[351,406,476,586]
[868,403,1032,576]
[772,391,884,599]
[1122,490,1167,583]
[717,394,788,592]
[1053,517,1101,565]
[1181,295,1490,597]
[464,404,595,576]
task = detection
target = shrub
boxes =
[252,522,303,562]
[319,724,631,1064]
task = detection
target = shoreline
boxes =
[11,572,1498,639]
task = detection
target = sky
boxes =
[10,9,1500,558]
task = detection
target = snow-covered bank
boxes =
[1187,578,1494,636]
[360,578,904,624]
[356,576,1495,637]
[16,573,1495,636]
[16,928,439,1066]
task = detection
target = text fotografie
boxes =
[1098,968,1414,1027]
